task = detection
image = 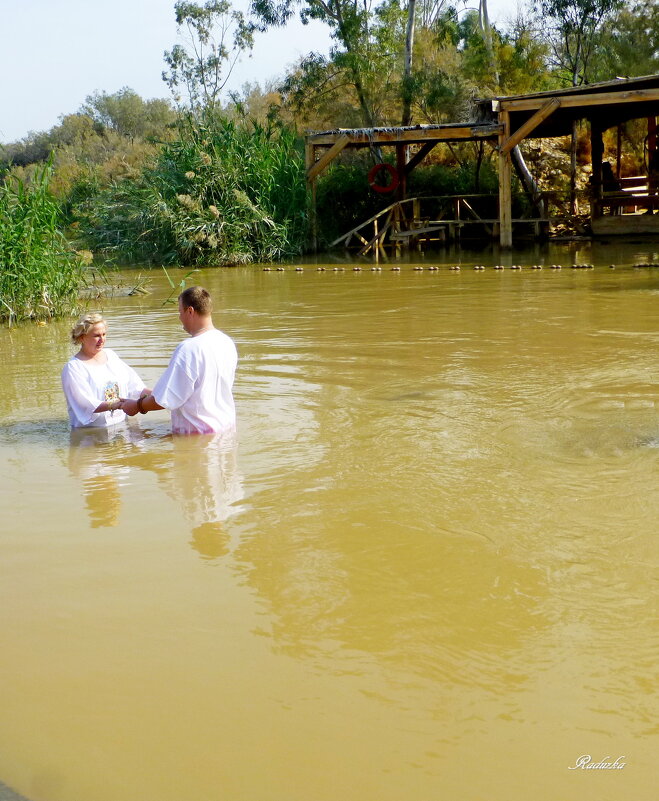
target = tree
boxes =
[538,0,622,86]
[81,88,176,140]
[590,0,659,81]
[163,0,254,114]
[478,0,499,87]
[401,0,417,125]
[496,11,553,95]
[252,0,407,127]
[538,0,621,213]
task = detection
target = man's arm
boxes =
[122,393,164,417]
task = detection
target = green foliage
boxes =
[274,1,557,128]
[538,0,623,85]
[1,91,176,234]
[79,116,308,265]
[5,122,162,227]
[408,158,499,197]
[407,155,503,218]
[163,0,254,112]
[253,0,401,127]
[496,13,555,95]
[0,131,53,173]
[0,162,85,324]
[408,17,475,123]
[279,54,369,129]
[80,88,177,140]
[453,10,498,93]
[590,0,659,80]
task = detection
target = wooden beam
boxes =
[305,142,318,252]
[499,87,659,113]
[307,124,502,147]
[307,135,350,182]
[305,142,315,173]
[590,120,604,220]
[498,110,513,248]
[403,141,438,174]
[500,98,561,154]
[396,144,407,200]
[329,199,405,246]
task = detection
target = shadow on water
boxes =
[0,780,31,801]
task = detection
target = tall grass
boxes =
[0,161,85,324]
[79,116,309,265]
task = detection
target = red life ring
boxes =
[368,163,400,194]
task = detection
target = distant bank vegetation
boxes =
[1,0,658,321]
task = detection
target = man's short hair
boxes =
[179,286,212,315]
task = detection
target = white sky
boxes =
[0,0,518,143]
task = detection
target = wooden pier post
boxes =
[498,109,512,247]
[396,145,407,202]
[590,120,603,220]
[305,142,318,253]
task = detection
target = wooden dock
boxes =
[331,196,549,255]
[305,74,659,248]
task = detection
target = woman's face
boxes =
[79,322,107,358]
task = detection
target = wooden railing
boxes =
[596,175,659,215]
[330,194,550,255]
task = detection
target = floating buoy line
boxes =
[260,262,656,273]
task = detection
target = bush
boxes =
[0,162,85,323]
[78,115,309,265]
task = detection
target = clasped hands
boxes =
[121,390,153,417]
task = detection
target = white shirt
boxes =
[61,348,145,428]
[153,329,237,435]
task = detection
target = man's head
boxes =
[178,286,213,335]
[179,286,212,315]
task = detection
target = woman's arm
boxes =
[93,398,124,414]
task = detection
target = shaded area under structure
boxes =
[305,74,659,249]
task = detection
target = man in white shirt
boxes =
[123,286,237,434]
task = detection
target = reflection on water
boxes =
[65,423,244,549]
[0,244,657,801]
[66,425,140,528]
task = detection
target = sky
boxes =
[0,0,518,144]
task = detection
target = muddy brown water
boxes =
[1,242,657,801]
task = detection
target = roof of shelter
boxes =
[475,73,659,139]
[306,121,500,147]
[306,74,659,148]
[488,73,659,102]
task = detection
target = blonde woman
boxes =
[61,313,150,428]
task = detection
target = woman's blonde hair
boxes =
[71,313,106,345]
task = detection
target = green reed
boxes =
[0,161,84,324]
[79,116,309,266]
